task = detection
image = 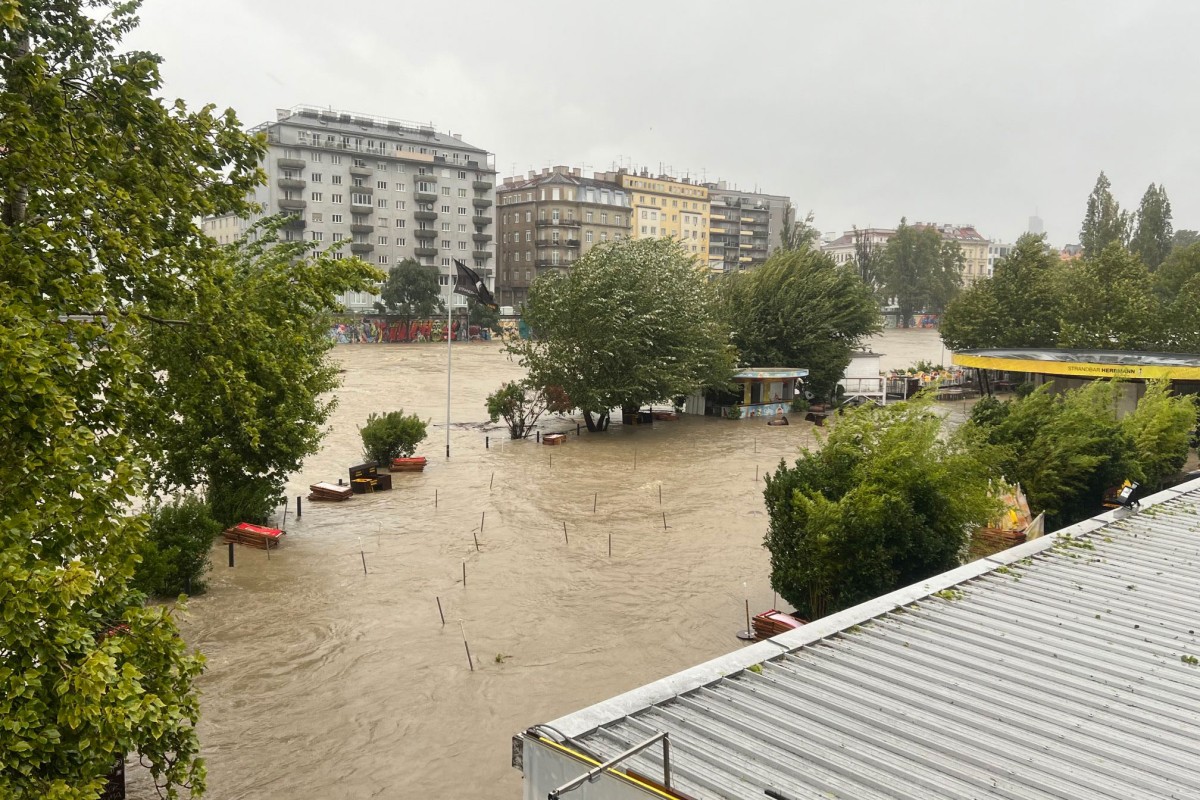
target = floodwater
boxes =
[127,328,946,800]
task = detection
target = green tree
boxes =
[465,297,500,334]
[1056,243,1159,350]
[941,233,1063,350]
[763,398,996,619]
[1080,171,1131,256]
[376,258,444,327]
[486,380,550,439]
[132,496,224,598]
[360,410,429,463]
[515,238,734,431]
[1153,242,1200,303]
[878,219,960,326]
[1173,230,1199,250]
[1129,183,1173,270]
[721,247,881,401]
[1120,381,1198,489]
[966,382,1147,527]
[1165,274,1200,352]
[0,1,263,796]
[852,225,884,289]
[779,208,819,252]
[133,221,381,525]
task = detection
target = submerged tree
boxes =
[515,238,734,431]
[764,397,996,619]
[878,219,963,325]
[376,258,444,328]
[0,1,264,795]
[721,247,880,401]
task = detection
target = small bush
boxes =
[134,495,224,597]
[360,410,428,463]
[790,396,809,413]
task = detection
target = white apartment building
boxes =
[202,106,497,313]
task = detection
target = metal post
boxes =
[227,542,234,567]
[446,285,453,459]
[296,495,302,518]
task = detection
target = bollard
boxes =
[480,511,485,534]
[228,542,234,567]
[297,495,302,518]
[485,436,489,449]
[577,424,581,436]
[436,597,446,626]
[360,550,367,575]
[659,484,662,505]
[462,560,466,586]
[593,493,597,513]
[662,511,668,530]
[563,521,568,545]
[608,533,612,557]
[536,431,541,442]
[435,489,438,508]
[460,621,474,672]
[490,471,494,490]
[472,530,480,552]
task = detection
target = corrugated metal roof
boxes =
[538,479,1200,799]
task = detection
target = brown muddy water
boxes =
[126,328,950,800]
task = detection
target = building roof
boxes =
[263,105,490,155]
[498,168,624,196]
[525,478,1200,799]
[913,222,988,242]
[953,348,1200,380]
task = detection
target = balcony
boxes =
[415,191,438,204]
[349,223,374,234]
[349,165,373,178]
[414,172,438,182]
[414,210,438,222]
[472,232,493,244]
[472,180,493,191]
[565,239,580,248]
[472,215,493,227]
[414,228,437,240]
[348,203,374,214]
[535,259,575,269]
[349,184,374,195]
[472,197,492,209]
[277,197,307,211]
[277,176,306,190]
[710,227,727,234]
[414,246,438,257]
[350,242,374,255]
[278,157,306,170]
[283,216,306,230]
[535,218,581,228]
[472,250,491,260]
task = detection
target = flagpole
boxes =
[446,281,452,459]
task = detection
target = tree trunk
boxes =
[582,410,610,432]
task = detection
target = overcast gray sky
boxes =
[127,0,1199,245]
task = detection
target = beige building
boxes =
[822,223,991,286]
[594,169,710,264]
[495,166,632,308]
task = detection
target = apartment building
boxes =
[704,182,793,272]
[495,167,632,308]
[201,106,497,313]
[988,240,1016,278]
[593,168,711,264]
[822,227,896,267]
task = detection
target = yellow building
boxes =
[595,169,710,263]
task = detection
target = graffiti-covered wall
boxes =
[327,316,530,344]
[882,313,941,329]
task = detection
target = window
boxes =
[331,214,342,223]
[457,224,467,233]
[586,211,593,223]
[539,209,546,221]
[332,232,344,242]
[552,188,561,201]
[601,232,608,242]
[378,217,389,227]
[458,206,468,215]
[311,173,322,183]
[552,209,560,222]
[377,198,388,209]
[331,155,342,165]
[311,152,322,163]
[458,188,467,198]
[311,192,323,202]
[439,275,450,285]
[458,170,467,179]
[378,255,389,265]
[311,231,324,242]
[552,231,560,244]
[441,259,451,268]
[441,222,451,231]
[525,211,531,222]
[377,162,387,170]
[525,252,532,262]
[441,204,451,213]
[396,219,406,228]
[351,193,371,205]
[331,174,342,185]
[332,193,344,204]
[442,186,451,196]
[615,215,622,226]
[458,241,468,250]
[377,236,388,245]
[601,213,608,225]
[312,212,323,223]
[441,239,451,249]
[586,231,593,243]
[525,231,532,242]
[396,184,406,193]
[395,237,406,246]
[353,178,365,187]
[641,210,648,219]
[641,225,648,234]
[353,158,366,168]
[376,180,387,189]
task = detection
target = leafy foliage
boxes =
[1056,244,1158,350]
[376,258,444,322]
[486,381,550,439]
[966,381,1195,527]
[721,247,880,401]
[466,297,500,333]
[514,237,734,431]
[940,234,1062,351]
[778,208,819,252]
[0,2,263,796]
[1080,171,1131,256]
[132,496,224,598]
[878,219,964,324]
[133,221,381,526]
[360,411,428,463]
[764,397,996,620]
[1153,242,1200,303]
[1129,183,1173,270]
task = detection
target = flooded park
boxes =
[128,328,949,799]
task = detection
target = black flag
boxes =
[452,259,498,309]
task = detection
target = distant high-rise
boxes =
[1027,214,1044,236]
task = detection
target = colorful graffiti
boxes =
[327,317,496,344]
[882,313,941,329]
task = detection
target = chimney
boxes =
[571,167,581,177]
[451,133,463,140]
[276,108,291,121]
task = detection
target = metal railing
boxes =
[547,731,672,799]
